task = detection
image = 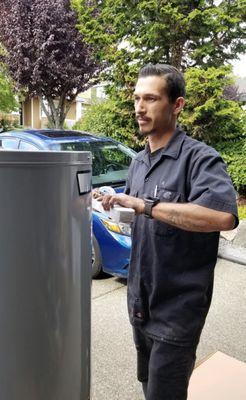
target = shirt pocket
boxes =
[150,188,181,237]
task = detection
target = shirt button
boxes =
[144,177,149,182]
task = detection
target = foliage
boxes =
[223,84,240,101]
[179,66,245,143]
[73,99,143,149]
[73,0,245,84]
[73,0,245,146]
[214,138,246,196]
[0,64,18,113]
[0,114,20,132]
[73,0,245,193]
[75,66,245,149]
[0,0,102,128]
[238,206,246,220]
[78,96,246,194]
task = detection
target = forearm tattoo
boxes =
[167,209,206,231]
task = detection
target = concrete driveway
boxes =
[91,258,246,400]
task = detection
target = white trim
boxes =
[22,101,25,126]
[39,97,41,121]
[31,98,34,128]
[64,119,75,128]
[76,101,82,121]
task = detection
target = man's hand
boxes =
[92,190,144,214]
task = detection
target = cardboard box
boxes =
[188,351,246,399]
[92,197,135,223]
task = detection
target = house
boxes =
[236,77,246,106]
[21,84,106,129]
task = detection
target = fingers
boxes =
[92,189,104,201]
[92,189,100,198]
[92,189,119,210]
[92,191,137,212]
[101,194,118,210]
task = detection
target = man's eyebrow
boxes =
[133,92,160,97]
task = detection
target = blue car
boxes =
[0,129,136,278]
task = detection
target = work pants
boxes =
[133,326,197,400]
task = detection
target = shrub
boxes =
[238,206,246,220]
[73,67,245,196]
[214,138,246,196]
[73,99,143,150]
[180,66,245,144]
[0,114,20,132]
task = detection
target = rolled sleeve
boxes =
[188,149,238,226]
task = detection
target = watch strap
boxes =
[144,197,160,218]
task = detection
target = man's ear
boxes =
[173,97,185,115]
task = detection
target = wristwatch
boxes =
[143,197,160,218]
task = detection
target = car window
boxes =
[19,141,39,151]
[53,140,136,187]
[1,137,20,150]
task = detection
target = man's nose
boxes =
[135,99,146,113]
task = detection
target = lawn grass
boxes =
[238,205,246,220]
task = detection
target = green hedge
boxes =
[0,114,20,132]
[74,98,245,196]
[73,99,142,150]
[180,67,244,144]
[214,138,246,196]
[238,206,246,220]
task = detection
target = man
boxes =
[96,64,238,400]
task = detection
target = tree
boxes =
[223,84,240,101]
[72,0,245,141]
[0,0,101,128]
[73,98,141,148]
[0,65,18,113]
[179,66,245,143]
[73,66,245,146]
[73,0,245,83]
[215,138,246,196]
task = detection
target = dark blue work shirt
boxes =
[125,126,238,346]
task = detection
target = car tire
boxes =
[92,235,103,278]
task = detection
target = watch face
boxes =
[145,198,153,204]
[146,197,159,205]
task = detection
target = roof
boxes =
[1,129,112,143]
[15,129,94,138]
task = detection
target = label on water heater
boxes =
[77,170,91,195]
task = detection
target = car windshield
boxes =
[52,140,136,187]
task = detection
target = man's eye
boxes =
[147,97,156,102]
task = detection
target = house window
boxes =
[96,86,106,99]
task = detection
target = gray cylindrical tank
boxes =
[0,151,92,400]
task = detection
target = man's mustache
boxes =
[136,115,151,121]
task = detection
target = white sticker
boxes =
[77,171,91,195]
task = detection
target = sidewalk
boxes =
[218,220,246,265]
[91,257,246,400]
[90,221,246,399]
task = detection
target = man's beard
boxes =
[139,127,157,137]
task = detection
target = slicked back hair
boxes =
[138,64,186,103]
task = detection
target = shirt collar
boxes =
[139,125,186,162]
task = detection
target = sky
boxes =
[232,54,246,77]
[212,0,245,77]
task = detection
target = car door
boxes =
[0,137,20,150]
[18,141,40,151]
